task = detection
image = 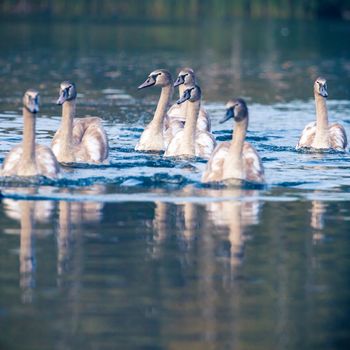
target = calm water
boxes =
[0,19,350,350]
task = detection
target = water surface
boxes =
[0,19,350,350]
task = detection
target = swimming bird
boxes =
[202,98,265,184]
[1,90,60,179]
[167,68,211,132]
[296,77,347,151]
[164,85,216,159]
[136,69,176,151]
[52,81,109,163]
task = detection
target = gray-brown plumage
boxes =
[167,68,211,132]
[296,77,347,151]
[164,85,216,159]
[2,89,60,179]
[52,81,109,163]
[202,99,264,184]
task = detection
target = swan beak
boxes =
[138,76,156,89]
[220,108,234,124]
[27,99,40,113]
[56,90,67,105]
[177,89,191,104]
[174,75,185,87]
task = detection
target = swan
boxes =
[1,89,60,179]
[52,81,109,163]
[202,98,265,184]
[296,77,347,151]
[167,68,211,132]
[136,69,177,151]
[164,85,216,159]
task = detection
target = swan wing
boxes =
[197,107,211,132]
[195,131,216,159]
[135,123,165,152]
[329,123,347,150]
[76,117,109,162]
[36,144,60,179]
[201,142,230,183]
[243,142,265,183]
[164,120,184,148]
[296,122,316,149]
[1,145,23,176]
[164,130,184,156]
[167,103,185,121]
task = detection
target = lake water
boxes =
[0,19,350,349]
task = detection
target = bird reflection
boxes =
[206,188,261,273]
[68,184,105,224]
[18,200,36,303]
[310,200,327,243]
[1,185,105,301]
[56,201,72,283]
[2,188,54,303]
[56,185,105,285]
[2,187,54,226]
[152,196,201,258]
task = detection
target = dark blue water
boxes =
[0,19,350,350]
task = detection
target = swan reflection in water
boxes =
[2,188,54,303]
[57,185,106,285]
[205,188,261,273]
[310,200,327,244]
[2,185,106,302]
[152,187,262,273]
[150,187,262,344]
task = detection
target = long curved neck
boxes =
[229,118,248,158]
[21,108,36,164]
[182,99,200,155]
[178,84,188,116]
[314,93,329,145]
[60,100,75,151]
[152,85,173,132]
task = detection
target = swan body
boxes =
[202,99,264,184]
[2,90,60,179]
[167,68,211,132]
[136,69,174,151]
[164,85,216,159]
[52,81,109,163]
[165,128,216,159]
[296,121,347,150]
[296,77,347,151]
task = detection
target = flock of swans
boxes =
[0,68,348,186]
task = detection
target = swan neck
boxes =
[315,93,329,132]
[178,85,189,116]
[229,118,248,158]
[21,108,36,164]
[153,85,173,131]
[61,100,75,151]
[182,100,200,155]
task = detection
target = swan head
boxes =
[314,77,328,98]
[23,89,40,113]
[177,85,201,104]
[57,81,77,105]
[220,98,248,123]
[174,68,195,87]
[138,69,172,89]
